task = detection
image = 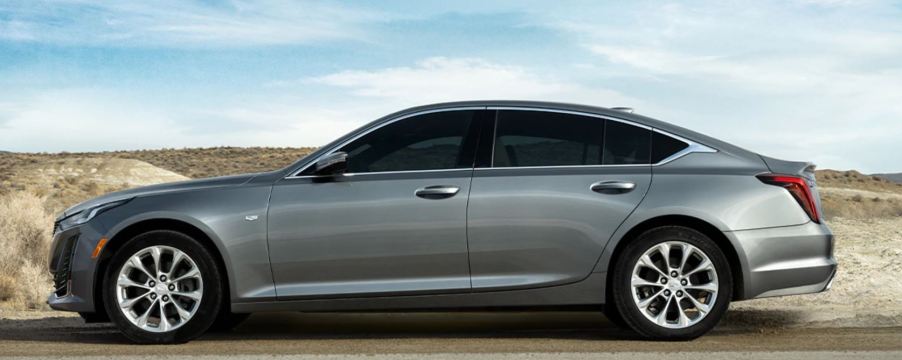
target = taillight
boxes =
[757,174,820,223]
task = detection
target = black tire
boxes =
[102,230,224,344]
[79,311,110,324]
[602,305,628,328]
[208,312,251,332]
[610,226,732,340]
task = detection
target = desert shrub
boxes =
[0,191,54,309]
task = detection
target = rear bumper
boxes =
[727,221,836,300]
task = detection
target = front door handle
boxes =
[590,181,636,194]
[415,185,461,199]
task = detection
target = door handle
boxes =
[415,185,461,199]
[590,181,636,194]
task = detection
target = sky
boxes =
[0,0,900,173]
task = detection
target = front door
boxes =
[268,109,486,299]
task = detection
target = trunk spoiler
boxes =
[758,155,817,181]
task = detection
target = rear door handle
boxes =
[415,185,461,199]
[590,181,636,194]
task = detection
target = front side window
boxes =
[337,110,476,173]
[493,110,605,167]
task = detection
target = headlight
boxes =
[58,200,130,230]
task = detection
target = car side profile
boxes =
[47,101,836,343]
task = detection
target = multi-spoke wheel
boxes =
[116,245,204,332]
[103,230,223,344]
[610,226,731,340]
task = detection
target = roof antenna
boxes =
[612,107,634,113]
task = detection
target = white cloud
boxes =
[309,57,640,108]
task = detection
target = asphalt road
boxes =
[1,311,900,358]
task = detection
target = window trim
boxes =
[284,106,716,179]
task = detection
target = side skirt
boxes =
[232,272,607,313]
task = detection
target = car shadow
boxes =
[0,309,807,345]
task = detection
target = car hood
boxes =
[59,172,260,219]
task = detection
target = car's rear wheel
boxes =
[610,226,732,340]
[102,230,223,344]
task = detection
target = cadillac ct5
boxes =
[47,101,836,343]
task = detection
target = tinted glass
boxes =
[651,132,689,164]
[493,110,605,167]
[338,110,475,173]
[603,120,650,165]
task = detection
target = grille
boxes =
[52,235,78,297]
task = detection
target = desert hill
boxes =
[874,172,902,184]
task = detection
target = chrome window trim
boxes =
[475,164,647,171]
[651,128,717,166]
[283,105,717,180]
[486,106,653,130]
[287,167,474,180]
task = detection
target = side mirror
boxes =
[314,151,348,176]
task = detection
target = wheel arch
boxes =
[602,215,746,301]
[92,217,232,318]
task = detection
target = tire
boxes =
[610,226,732,340]
[102,230,224,344]
[79,311,110,324]
[208,312,251,333]
[602,305,627,328]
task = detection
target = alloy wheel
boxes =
[115,245,204,333]
[630,241,719,329]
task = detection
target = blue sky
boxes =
[1,0,901,173]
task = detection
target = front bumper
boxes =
[47,223,106,313]
[727,220,837,300]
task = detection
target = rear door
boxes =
[467,109,652,290]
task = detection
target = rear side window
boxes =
[493,110,605,167]
[651,132,689,163]
[603,120,650,165]
[337,110,476,173]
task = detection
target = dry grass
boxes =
[0,192,54,309]
[816,169,902,219]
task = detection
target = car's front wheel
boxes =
[610,226,732,340]
[102,230,223,344]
